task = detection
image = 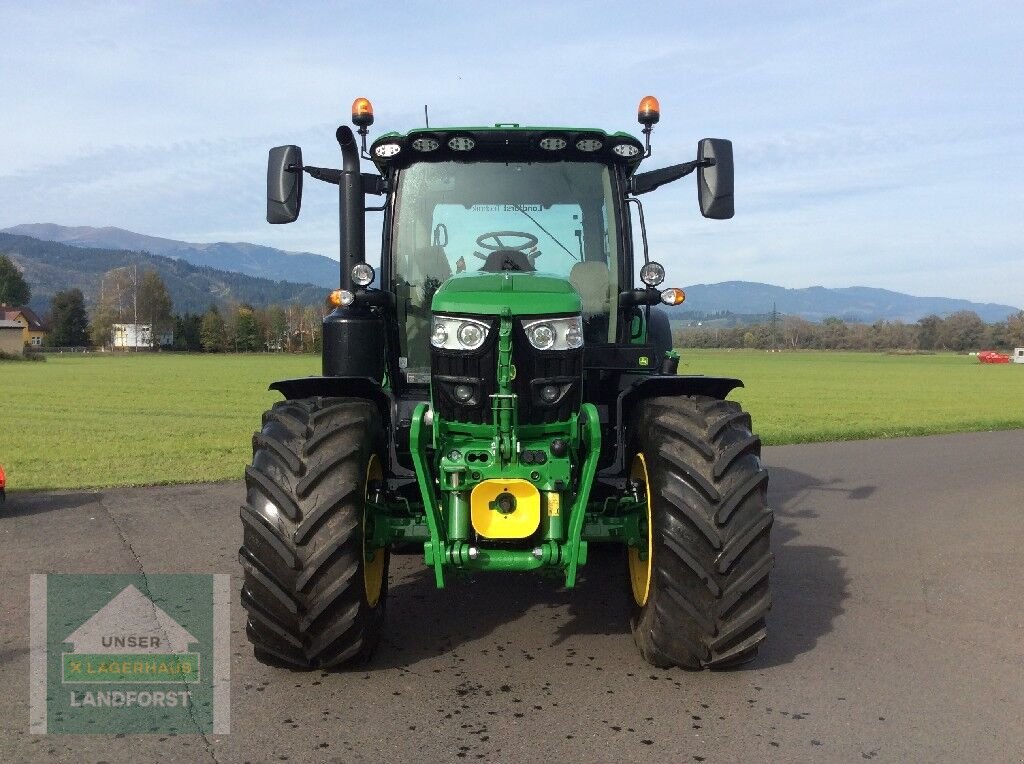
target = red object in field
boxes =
[978,351,1010,364]
[0,463,5,502]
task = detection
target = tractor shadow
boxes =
[754,464,862,668]
[372,555,631,670]
[0,490,100,517]
[370,464,864,672]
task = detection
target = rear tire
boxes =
[628,395,772,668]
[239,397,389,669]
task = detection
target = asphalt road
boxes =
[1,431,1022,763]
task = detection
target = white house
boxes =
[111,323,173,349]
[1014,348,1024,364]
[0,319,24,355]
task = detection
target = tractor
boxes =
[240,96,773,670]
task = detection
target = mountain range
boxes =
[2,224,1020,323]
[0,233,324,315]
[672,281,1020,324]
[3,223,339,288]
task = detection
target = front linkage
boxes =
[402,309,605,588]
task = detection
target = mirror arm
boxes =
[631,158,715,195]
[361,173,387,195]
[297,167,387,195]
[625,197,650,265]
[354,289,395,308]
[303,165,341,184]
[618,288,662,308]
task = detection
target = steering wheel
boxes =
[475,231,539,253]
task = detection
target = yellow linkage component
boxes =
[363,454,385,607]
[628,453,653,607]
[470,479,541,539]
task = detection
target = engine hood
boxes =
[431,272,582,317]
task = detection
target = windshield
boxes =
[391,160,620,375]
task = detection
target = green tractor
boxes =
[240,96,772,670]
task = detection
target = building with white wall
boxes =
[111,323,173,349]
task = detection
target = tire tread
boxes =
[240,397,387,669]
[629,394,773,669]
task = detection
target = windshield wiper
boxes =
[511,204,579,261]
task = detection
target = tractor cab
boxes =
[382,152,627,378]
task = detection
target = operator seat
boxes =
[569,262,611,342]
[404,245,453,372]
[479,249,535,273]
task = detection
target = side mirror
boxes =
[267,145,303,224]
[697,138,734,219]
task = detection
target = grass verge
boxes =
[0,351,1020,491]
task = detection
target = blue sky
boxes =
[1,1,1021,307]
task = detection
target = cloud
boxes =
[1,0,1021,306]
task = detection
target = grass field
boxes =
[1,351,1020,491]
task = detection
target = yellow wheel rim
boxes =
[628,453,653,607]
[362,454,385,607]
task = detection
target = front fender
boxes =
[620,374,743,406]
[268,376,414,483]
[269,375,389,408]
[597,374,744,487]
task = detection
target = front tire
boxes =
[629,395,773,668]
[240,397,389,669]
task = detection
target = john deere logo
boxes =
[31,574,230,735]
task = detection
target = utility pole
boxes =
[133,264,139,353]
[770,302,779,352]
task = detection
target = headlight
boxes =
[457,321,486,349]
[431,315,491,351]
[373,142,401,158]
[431,322,448,347]
[528,322,555,350]
[351,262,375,287]
[640,261,665,287]
[523,316,584,351]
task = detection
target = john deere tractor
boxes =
[240,96,772,669]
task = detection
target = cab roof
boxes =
[369,125,645,174]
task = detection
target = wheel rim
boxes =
[362,454,385,607]
[628,453,653,607]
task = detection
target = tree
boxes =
[1005,311,1024,350]
[174,312,203,351]
[305,306,324,352]
[869,320,910,350]
[916,315,942,350]
[267,305,288,351]
[819,317,849,349]
[47,289,90,346]
[939,310,985,352]
[782,316,814,349]
[0,254,31,306]
[138,270,174,346]
[200,306,226,352]
[235,304,260,352]
[221,300,239,351]
[90,267,136,347]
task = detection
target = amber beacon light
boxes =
[637,95,660,126]
[351,97,374,128]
